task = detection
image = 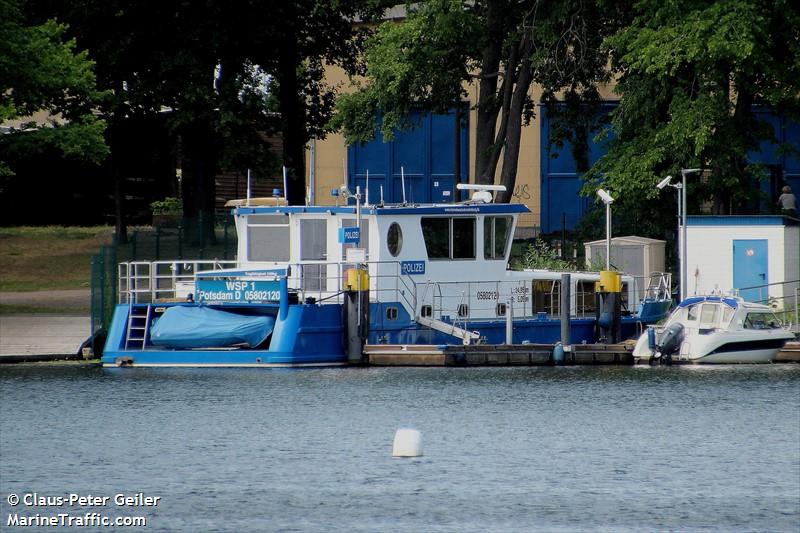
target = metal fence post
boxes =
[223,218,229,260]
[795,286,799,328]
[178,224,183,259]
[155,226,161,260]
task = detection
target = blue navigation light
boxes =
[272,188,281,197]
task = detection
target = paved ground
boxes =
[0,290,91,360]
[0,289,90,309]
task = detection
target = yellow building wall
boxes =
[308,63,618,229]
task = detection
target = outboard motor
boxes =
[654,322,684,364]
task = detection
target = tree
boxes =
[586,0,800,236]
[243,0,384,204]
[0,0,107,178]
[331,0,619,203]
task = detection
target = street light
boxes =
[680,169,702,301]
[596,188,615,270]
[656,169,702,301]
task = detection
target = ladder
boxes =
[125,304,153,350]
[415,315,479,346]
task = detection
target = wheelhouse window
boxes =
[247,214,290,261]
[421,217,475,260]
[532,280,560,315]
[452,218,475,259]
[341,219,369,260]
[576,281,596,315]
[300,219,327,260]
[483,216,512,260]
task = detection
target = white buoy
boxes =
[392,428,423,458]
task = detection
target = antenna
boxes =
[401,166,407,205]
[246,169,251,206]
[282,166,288,202]
[365,169,370,207]
[379,185,384,207]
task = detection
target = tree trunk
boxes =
[474,1,506,184]
[278,21,307,206]
[497,41,534,203]
[112,153,127,243]
[109,119,127,243]
[181,119,218,245]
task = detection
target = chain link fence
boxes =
[90,213,237,337]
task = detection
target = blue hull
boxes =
[102,302,346,367]
[102,300,659,367]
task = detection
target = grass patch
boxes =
[0,226,113,291]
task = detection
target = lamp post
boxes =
[656,169,702,301]
[596,189,615,270]
[680,169,701,301]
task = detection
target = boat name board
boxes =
[195,280,281,303]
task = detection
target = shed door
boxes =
[732,239,768,303]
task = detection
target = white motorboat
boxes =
[633,296,795,364]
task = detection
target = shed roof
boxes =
[584,235,666,246]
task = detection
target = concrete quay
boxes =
[0,315,91,363]
[0,289,91,362]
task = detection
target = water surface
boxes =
[1,365,798,532]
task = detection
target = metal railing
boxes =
[118,260,237,303]
[114,260,678,331]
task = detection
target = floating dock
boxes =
[364,343,635,366]
[776,341,800,363]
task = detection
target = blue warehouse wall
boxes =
[347,109,469,204]
[540,104,800,234]
[539,103,616,234]
[750,108,800,208]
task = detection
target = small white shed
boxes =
[584,235,666,278]
[686,215,800,309]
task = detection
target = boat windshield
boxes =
[743,312,783,330]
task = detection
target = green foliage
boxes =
[585,0,800,226]
[521,239,574,270]
[0,0,108,175]
[149,197,183,215]
[331,0,619,199]
[331,0,482,143]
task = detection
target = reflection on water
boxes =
[1,364,799,532]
